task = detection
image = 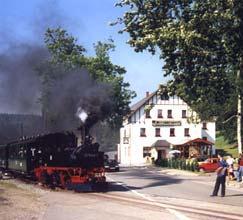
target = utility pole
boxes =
[237,59,242,154]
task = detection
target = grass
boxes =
[0,180,18,189]
[215,134,238,158]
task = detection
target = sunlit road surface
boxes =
[42,187,177,220]
[104,166,243,220]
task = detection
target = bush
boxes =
[156,157,198,172]
[155,158,168,167]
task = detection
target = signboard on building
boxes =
[152,120,182,127]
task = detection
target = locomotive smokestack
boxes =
[76,107,89,144]
[76,107,88,123]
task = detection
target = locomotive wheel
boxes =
[65,179,72,190]
[64,176,72,190]
[40,170,51,187]
[49,171,62,189]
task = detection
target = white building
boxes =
[118,87,216,166]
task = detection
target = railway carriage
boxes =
[6,132,77,174]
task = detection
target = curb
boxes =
[158,168,200,176]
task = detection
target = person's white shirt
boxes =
[226,156,234,166]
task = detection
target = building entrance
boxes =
[157,149,166,159]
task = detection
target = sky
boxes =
[0,0,167,107]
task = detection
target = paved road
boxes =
[106,166,243,220]
[3,167,243,219]
[42,188,177,220]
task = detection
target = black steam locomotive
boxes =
[0,132,106,190]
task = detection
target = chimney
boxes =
[146,91,149,97]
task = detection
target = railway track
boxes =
[2,177,242,220]
[90,191,243,220]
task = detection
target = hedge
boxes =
[155,158,199,172]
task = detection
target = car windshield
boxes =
[109,160,118,165]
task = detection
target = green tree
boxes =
[115,0,243,153]
[45,27,86,67]
[39,28,135,131]
[86,40,136,126]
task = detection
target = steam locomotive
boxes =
[0,132,107,191]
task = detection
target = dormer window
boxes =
[158,85,169,100]
[167,110,172,118]
[202,122,207,129]
[160,93,169,100]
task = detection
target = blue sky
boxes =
[0,0,167,105]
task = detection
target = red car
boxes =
[198,158,220,172]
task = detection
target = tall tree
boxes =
[85,40,136,126]
[38,28,135,131]
[115,0,243,153]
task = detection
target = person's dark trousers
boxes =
[212,175,226,196]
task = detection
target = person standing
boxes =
[226,155,234,166]
[226,155,234,180]
[237,154,243,182]
[210,154,228,197]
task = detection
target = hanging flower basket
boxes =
[144,104,154,112]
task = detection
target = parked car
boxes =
[104,159,119,172]
[198,158,220,172]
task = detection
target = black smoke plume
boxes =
[0,1,115,139]
[0,0,67,114]
[45,68,114,132]
[0,45,47,114]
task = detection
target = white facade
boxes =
[118,92,216,166]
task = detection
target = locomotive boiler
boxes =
[0,131,107,191]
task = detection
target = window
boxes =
[160,93,169,100]
[145,111,151,118]
[155,128,161,137]
[170,128,175,137]
[123,137,129,144]
[157,109,163,118]
[167,110,172,118]
[184,128,190,137]
[182,110,187,118]
[202,136,207,140]
[18,145,25,159]
[202,122,207,129]
[143,147,151,157]
[140,128,146,137]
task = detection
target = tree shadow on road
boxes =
[107,182,142,192]
[106,168,184,192]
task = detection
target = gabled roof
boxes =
[179,138,214,146]
[130,91,157,113]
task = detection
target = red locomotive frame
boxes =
[34,166,106,190]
